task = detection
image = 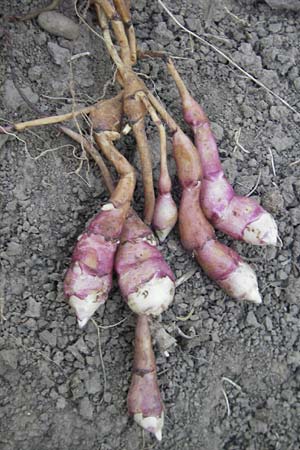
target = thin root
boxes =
[92,319,107,404]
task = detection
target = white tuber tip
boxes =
[223,262,262,304]
[243,212,278,246]
[133,412,164,442]
[128,276,175,316]
[101,202,115,211]
[69,292,105,328]
[155,226,174,243]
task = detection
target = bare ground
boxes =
[0,1,300,449]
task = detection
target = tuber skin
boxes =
[127,314,164,441]
[64,203,129,328]
[64,94,136,327]
[173,128,261,304]
[168,59,278,247]
[137,92,178,242]
[115,210,175,315]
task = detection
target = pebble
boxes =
[0,135,9,150]
[0,349,19,370]
[56,397,67,410]
[3,80,39,111]
[265,317,273,331]
[28,66,43,82]
[153,22,174,46]
[290,206,300,225]
[265,0,300,11]
[262,189,284,214]
[47,42,71,66]
[85,373,102,395]
[6,241,22,256]
[271,132,294,152]
[39,330,57,347]
[293,77,300,91]
[25,298,41,318]
[246,311,259,327]
[38,12,80,40]
[79,397,93,419]
[211,122,224,142]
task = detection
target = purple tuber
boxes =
[168,59,278,247]
[115,210,175,315]
[127,314,164,441]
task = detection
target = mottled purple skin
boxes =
[115,212,175,298]
[120,210,152,242]
[195,240,241,282]
[179,181,249,295]
[180,87,267,241]
[128,315,164,419]
[152,192,178,233]
[179,182,214,251]
[64,204,127,304]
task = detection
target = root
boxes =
[158,0,300,117]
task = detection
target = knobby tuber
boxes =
[168,59,278,247]
[115,210,176,315]
[173,128,261,304]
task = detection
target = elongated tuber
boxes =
[128,314,164,441]
[138,92,178,242]
[173,128,261,304]
[64,94,136,327]
[168,59,278,246]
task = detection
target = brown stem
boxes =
[13,105,96,132]
[94,3,126,75]
[138,92,171,194]
[113,0,137,64]
[95,1,131,66]
[59,126,114,194]
[132,118,155,224]
[94,132,136,207]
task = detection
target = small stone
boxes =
[271,132,294,152]
[262,190,284,214]
[3,80,39,111]
[47,42,71,66]
[211,122,224,142]
[0,135,9,150]
[269,106,289,121]
[268,22,282,33]
[85,373,102,395]
[246,311,259,327]
[293,77,300,92]
[153,22,174,46]
[290,206,300,225]
[265,317,273,331]
[287,352,300,366]
[56,397,67,410]
[241,104,254,119]
[25,298,41,318]
[28,66,43,82]
[6,241,22,256]
[0,349,19,370]
[79,397,93,419]
[285,276,300,304]
[185,18,202,32]
[39,330,57,347]
[265,0,300,11]
[38,12,80,40]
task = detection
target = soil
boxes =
[0,1,300,449]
